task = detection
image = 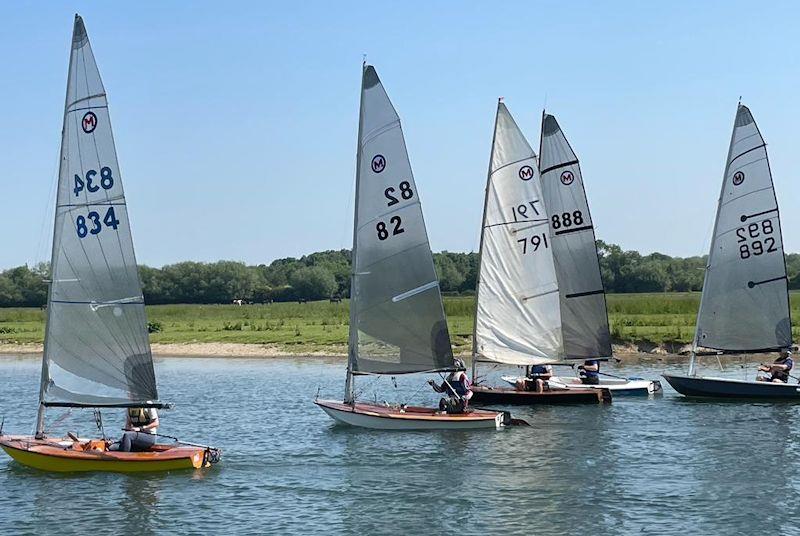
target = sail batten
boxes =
[539,113,612,359]
[40,15,158,407]
[348,65,454,376]
[473,103,564,366]
[693,104,792,352]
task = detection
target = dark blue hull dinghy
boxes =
[663,374,800,400]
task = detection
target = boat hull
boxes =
[501,375,660,396]
[663,374,800,400]
[315,400,503,430]
[471,384,611,404]
[0,436,214,473]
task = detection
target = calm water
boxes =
[1,355,799,535]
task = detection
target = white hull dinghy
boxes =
[316,65,524,430]
[663,104,794,399]
[501,375,662,396]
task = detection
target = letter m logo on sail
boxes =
[518,165,534,181]
[82,111,97,134]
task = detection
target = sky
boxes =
[2,1,800,269]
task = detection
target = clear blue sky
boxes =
[2,1,800,269]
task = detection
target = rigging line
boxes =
[554,224,593,236]
[728,143,766,165]
[522,288,560,301]
[540,159,579,175]
[489,156,535,177]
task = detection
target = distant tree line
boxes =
[2,242,800,307]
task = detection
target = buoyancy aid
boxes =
[446,371,470,397]
[128,407,157,427]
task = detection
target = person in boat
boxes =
[115,405,160,452]
[756,349,794,383]
[428,359,473,413]
[578,359,600,385]
[516,364,553,392]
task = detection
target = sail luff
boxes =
[538,113,612,359]
[344,63,367,403]
[693,104,792,353]
[471,100,502,364]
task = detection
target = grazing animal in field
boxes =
[298,298,308,304]
[232,299,243,306]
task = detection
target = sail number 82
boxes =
[736,220,776,259]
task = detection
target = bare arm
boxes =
[141,417,159,432]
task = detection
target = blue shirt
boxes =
[583,360,600,378]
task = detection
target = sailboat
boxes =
[499,112,660,396]
[0,15,220,471]
[663,104,796,399]
[469,101,611,405]
[315,65,515,429]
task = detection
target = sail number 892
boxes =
[736,220,776,259]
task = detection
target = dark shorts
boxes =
[581,376,600,385]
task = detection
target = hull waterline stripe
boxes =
[540,159,579,175]
[565,289,605,299]
[392,281,439,302]
[554,225,593,236]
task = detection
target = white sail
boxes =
[473,102,564,365]
[349,65,454,375]
[694,104,792,353]
[40,15,157,407]
[539,113,612,359]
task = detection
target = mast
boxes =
[471,99,502,382]
[36,14,81,438]
[345,62,367,404]
[689,103,741,376]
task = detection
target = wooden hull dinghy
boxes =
[470,384,611,404]
[0,435,218,473]
[315,400,505,430]
[501,375,662,396]
[663,374,800,400]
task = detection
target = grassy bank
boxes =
[1,292,798,355]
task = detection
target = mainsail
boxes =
[348,65,454,376]
[694,104,791,353]
[39,15,157,408]
[539,113,611,359]
[473,102,564,365]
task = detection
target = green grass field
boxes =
[0,292,798,354]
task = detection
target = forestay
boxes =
[473,102,564,365]
[539,114,611,359]
[694,104,791,352]
[349,65,454,374]
[40,15,158,406]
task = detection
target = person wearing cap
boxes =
[757,349,794,383]
[578,359,601,385]
[428,358,473,413]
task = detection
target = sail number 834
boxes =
[736,220,776,259]
[73,167,114,196]
[76,206,121,238]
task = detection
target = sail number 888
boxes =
[551,210,584,229]
[736,220,777,259]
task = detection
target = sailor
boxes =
[428,358,473,413]
[522,364,552,393]
[116,405,160,452]
[578,359,601,385]
[757,349,794,383]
